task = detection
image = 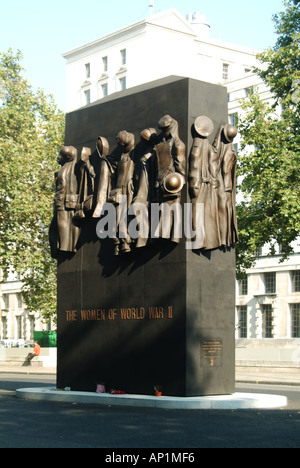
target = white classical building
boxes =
[226,72,276,156]
[235,241,300,368]
[227,75,300,346]
[0,270,47,346]
[236,241,300,339]
[63,9,260,112]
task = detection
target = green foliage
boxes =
[236,0,300,274]
[257,0,300,105]
[0,49,65,321]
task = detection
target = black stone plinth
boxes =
[56,77,235,396]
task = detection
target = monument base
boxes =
[16,388,288,410]
[57,237,235,397]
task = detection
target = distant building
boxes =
[236,241,300,340]
[228,77,300,344]
[0,270,49,346]
[226,72,276,163]
[63,9,260,112]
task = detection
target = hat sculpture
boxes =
[194,116,214,138]
[223,124,238,143]
[163,172,185,194]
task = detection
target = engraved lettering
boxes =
[149,306,164,319]
[66,310,77,322]
[120,307,145,320]
[201,340,223,367]
[108,308,117,320]
[80,309,105,321]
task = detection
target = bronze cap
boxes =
[194,116,214,137]
[223,124,237,143]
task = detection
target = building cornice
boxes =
[62,9,196,60]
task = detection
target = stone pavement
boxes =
[236,367,300,386]
[0,365,57,375]
[0,364,299,386]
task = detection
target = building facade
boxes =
[226,72,276,160]
[236,242,300,340]
[0,270,48,346]
[63,9,260,112]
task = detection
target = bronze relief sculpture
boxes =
[132,128,158,248]
[214,123,238,247]
[188,117,238,250]
[93,137,111,218]
[132,115,186,247]
[152,115,186,243]
[74,147,95,220]
[107,131,135,255]
[50,114,238,258]
[49,146,80,258]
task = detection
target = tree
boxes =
[0,49,65,321]
[236,0,300,274]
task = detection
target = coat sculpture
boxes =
[188,116,238,250]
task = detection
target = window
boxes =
[222,63,229,80]
[291,304,300,338]
[291,271,300,292]
[17,294,23,309]
[102,56,108,72]
[262,304,274,338]
[237,306,248,338]
[120,77,126,91]
[85,63,91,79]
[264,272,276,294]
[16,316,24,340]
[2,294,9,310]
[29,316,35,340]
[256,246,263,257]
[121,49,127,66]
[245,87,254,97]
[102,83,108,97]
[229,113,238,127]
[1,316,7,339]
[84,89,91,105]
[238,277,248,296]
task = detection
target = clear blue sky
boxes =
[0,0,285,111]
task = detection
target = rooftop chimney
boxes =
[187,12,211,39]
[149,0,154,16]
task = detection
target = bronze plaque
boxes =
[201,340,223,367]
